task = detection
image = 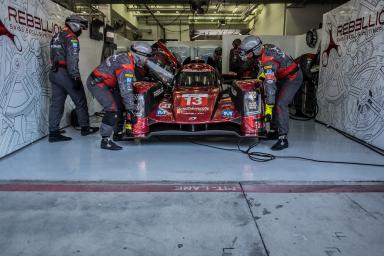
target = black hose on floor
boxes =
[190,138,384,167]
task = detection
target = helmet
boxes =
[65,15,88,36]
[214,46,222,56]
[239,35,263,59]
[232,38,241,48]
[130,42,153,67]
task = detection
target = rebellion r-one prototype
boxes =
[130,63,267,139]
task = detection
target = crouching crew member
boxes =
[240,35,303,150]
[49,15,99,142]
[86,42,153,150]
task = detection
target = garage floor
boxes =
[0,120,383,256]
[0,120,384,181]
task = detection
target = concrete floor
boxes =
[0,120,383,182]
[0,186,383,256]
[0,120,383,256]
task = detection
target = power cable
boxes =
[190,138,384,167]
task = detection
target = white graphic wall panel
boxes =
[0,0,71,158]
[317,0,384,150]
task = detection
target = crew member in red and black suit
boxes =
[48,15,98,142]
[86,42,153,150]
[240,35,303,150]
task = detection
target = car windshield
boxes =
[177,71,216,87]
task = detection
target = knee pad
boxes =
[102,111,117,126]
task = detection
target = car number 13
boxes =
[181,94,208,106]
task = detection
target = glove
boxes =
[257,71,266,81]
[73,78,83,91]
[126,111,137,125]
[264,104,274,122]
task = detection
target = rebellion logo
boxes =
[8,6,61,34]
[336,8,384,40]
[322,25,341,67]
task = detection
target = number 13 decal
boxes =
[181,94,208,106]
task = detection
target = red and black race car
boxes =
[129,62,267,139]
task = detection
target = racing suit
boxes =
[260,44,303,135]
[229,47,241,74]
[86,52,135,137]
[49,26,90,132]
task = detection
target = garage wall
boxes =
[317,0,384,150]
[139,24,163,41]
[164,25,190,41]
[111,4,138,28]
[250,4,285,36]
[78,33,104,115]
[250,4,337,36]
[294,29,322,57]
[285,4,337,35]
[0,0,103,158]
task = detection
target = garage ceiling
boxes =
[53,0,349,32]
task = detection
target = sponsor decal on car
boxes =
[182,68,213,72]
[247,91,257,100]
[222,109,233,117]
[177,107,209,112]
[180,94,208,107]
[153,87,164,97]
[156,109,168,116]
[159,103,172,109]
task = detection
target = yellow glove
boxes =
[257,71,265,81]
[265,104,274,122]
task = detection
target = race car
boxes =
[130,62,267,138]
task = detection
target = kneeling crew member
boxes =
[86,42,153,150]
[240,35,303,150]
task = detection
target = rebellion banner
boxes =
[317,0,384,150]
[0,0,71,158]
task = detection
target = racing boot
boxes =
[113,131,124,141]
[101,137,122,151]
[267,130,279,140]
[49,131,72,142]
[81,126,99,136]
[271,135,289,151]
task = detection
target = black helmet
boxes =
[214,46,222,56]
[65,15,88,35]
[240,35,263,57]
[232,38,241,47]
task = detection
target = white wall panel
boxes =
[317,0,384,150]
[0,0,103,158]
